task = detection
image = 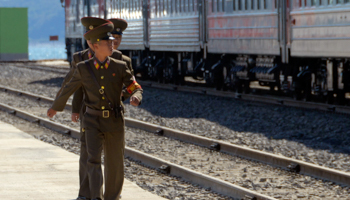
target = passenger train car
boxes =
[61,0,350,104]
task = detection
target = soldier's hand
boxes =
[47,108,57,118]
[130,96,140,106]
[71,113,80,122]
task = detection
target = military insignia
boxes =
[127,81,142,94]
[113,73,116,76]
[89,25,94,30]
[107,32,112,36]
[116,28,120,32]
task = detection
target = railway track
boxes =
[4,61,350,115]
[1,85,350,199]
[0,93,275,200]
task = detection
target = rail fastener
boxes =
[159,164,171,174]
[209,143,221,151]
[287,163,301,173]
[155,129,164,136]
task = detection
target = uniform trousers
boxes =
[83,111,125,200]
[78,105,90,198]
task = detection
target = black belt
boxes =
[85,106,123,118]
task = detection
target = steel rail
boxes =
[1,85,350,187]
[4,63,350,114]
[0,102,276,200]
[138,81,350,115]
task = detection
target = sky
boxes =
[0,0,65,45]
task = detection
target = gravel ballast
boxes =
[1,63,350,199]
[0,63,349,173]
[0,110,231,200]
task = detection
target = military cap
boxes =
[84,22,115,43]
[81,17,110,32]
[108,18,128,35]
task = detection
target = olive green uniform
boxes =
[72,53,134,112]
[52,56,142,200]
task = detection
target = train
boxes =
[61,0,350,104]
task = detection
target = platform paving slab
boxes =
[0,121,166,200]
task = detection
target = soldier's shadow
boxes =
[130,87,350,156]
[29,77,64,87]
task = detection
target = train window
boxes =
[238,0,242,10]
[181,0,184,12]
[164,0,167,15]
[155,0,158,16]
[233,0,236,10]
[176,0,179,13]
[166,0,168,15]
[187,0,190,12]
[345,0,350,3]
[171,0,174,14]
[336,0,341,4]
[160,0,163,15]
[212,0,215,12]
[183,0,186,12]
[190,0,194,12]
[245,0,248,10]
[311,0,316,6]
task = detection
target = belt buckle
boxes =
[102,110,109,118]
[99,89,104,94]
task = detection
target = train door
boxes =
[278,0,288,64]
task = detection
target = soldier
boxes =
[54,17,124,200]
[108,18,134,101]
[47,22,142,200]
[69,18,141,200]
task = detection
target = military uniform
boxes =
[50,21,142,200]
[53,17,133,200]
[72,50,134,113]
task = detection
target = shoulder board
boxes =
[111,50,122,60]
[122,55,131,62]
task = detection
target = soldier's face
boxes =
[112,34,122,50]
[95,40,113,56]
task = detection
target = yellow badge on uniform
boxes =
[127,81,142,94]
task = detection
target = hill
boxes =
[0,0,65,44]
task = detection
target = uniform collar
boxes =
[93,56,110,70]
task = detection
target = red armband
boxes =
[126,81,142,94]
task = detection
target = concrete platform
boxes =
[0,121,166,200]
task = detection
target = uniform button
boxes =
[101,86,105,89]
[82,128,85,132]
[101,76,104,79]
[101,66,104,69]
[102,96,105,100]
[101,106,105,109]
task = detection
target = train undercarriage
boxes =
[130,49,350,105]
